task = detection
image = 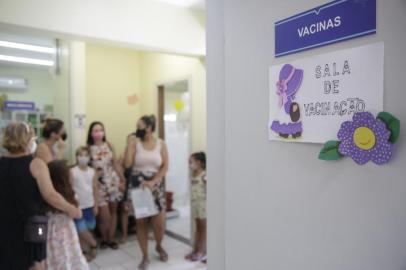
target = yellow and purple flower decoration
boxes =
[319,111,400,165]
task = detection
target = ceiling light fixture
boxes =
[0,54,54,66]
[0,40,55,54]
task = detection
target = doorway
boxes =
[158,79,192,244]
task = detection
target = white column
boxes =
[69,41,87,161]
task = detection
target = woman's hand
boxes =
[119,181,126,192]
[93,206,99,216]
[141,181,156,191]
[68,206,83,219]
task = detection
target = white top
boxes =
[132,139,163,175]
[71,166,95,209]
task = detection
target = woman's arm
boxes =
[107,141,126,189]
[152,140,169,185]
[30,158,81,219]
[92,169,100,215]
[35,143,54,164]
[124,135,137,169]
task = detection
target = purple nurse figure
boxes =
[270,64,303,139]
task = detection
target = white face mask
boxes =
[78,156,90,166]
[29,140,37,154]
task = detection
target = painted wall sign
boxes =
[269,42,384,143]
[4,101,35,111]
[275,0,376,57]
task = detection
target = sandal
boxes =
[107,241,119,250]
[201,254,207,264]
[156,246,169,262]
[138,258,150,270]
[185,251,195,260]
[191,252,204,262]
[99,241,109,249]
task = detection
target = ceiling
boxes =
[153,0,205,10]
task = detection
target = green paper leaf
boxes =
[318,140,342,161]
[377,111,400,143]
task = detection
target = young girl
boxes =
[46,160,89,270]
[72,147,101,261]
[185,152,207,263]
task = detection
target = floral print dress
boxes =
[90,143,122,206]
[191,171,207,219]
[46,212,89,270]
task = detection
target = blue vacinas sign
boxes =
[275,0,376,57]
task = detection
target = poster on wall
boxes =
[268,42,384,144]
[74,114,86,129]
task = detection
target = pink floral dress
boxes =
[46,212,89,270]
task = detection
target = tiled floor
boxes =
[166,205,192,240]
[89,235,206,270]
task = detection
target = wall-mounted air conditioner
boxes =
[0,77,27,90]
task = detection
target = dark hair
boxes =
[289,102,301,123]
[42,118,64,139]
[140,115,156,132]
[47,160,77,211]
[191,152,206,170]
[87,121,106,146]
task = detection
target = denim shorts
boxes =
[74,207,96,233]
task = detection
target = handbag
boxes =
[24,215,49,243]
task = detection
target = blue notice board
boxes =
[275,0,376,57]
[4,101,36,111]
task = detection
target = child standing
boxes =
[46,160,89,270]
[185,152,207,263]
[72,147,100,261]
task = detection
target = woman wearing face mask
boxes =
[124,115,169,270]
[87,122,125,250]
[0,122,82,270]
[36,118,68,163]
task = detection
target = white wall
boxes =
[207,0,406,270]
[0,0,205,56]
[206,0,225,269]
